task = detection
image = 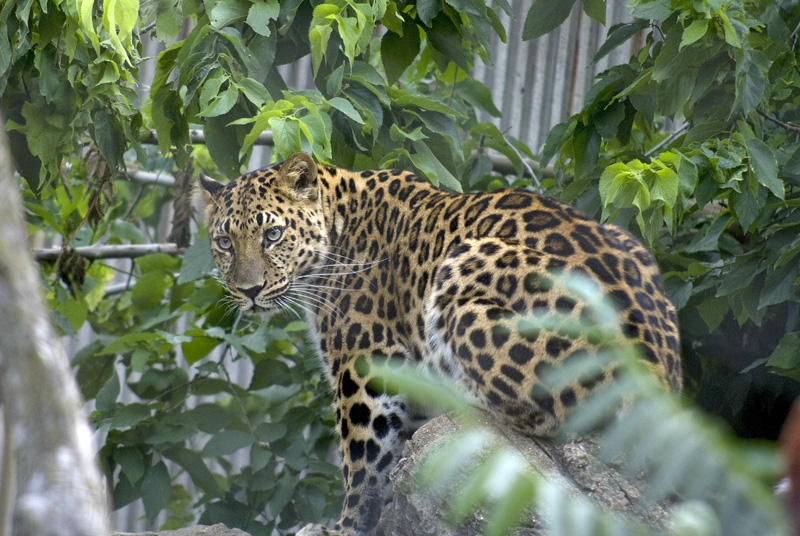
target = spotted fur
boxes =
[196,152,682,535]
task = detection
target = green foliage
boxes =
[144,0,526,187]
[541,0,800,432]
[0,0,144,190]
[3,0,531,531]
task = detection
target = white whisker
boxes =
[277,296,307,321]
[282,295,318,321]
[290,288,342,318]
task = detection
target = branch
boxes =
[126,169,176,187]
[32,243,183,261]
[144,129,274,146]
[757,108,800,133]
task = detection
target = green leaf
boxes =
[92,108,124,171]
[246,0,279,36]
[685,214,731,253]
[202,430,254,456]
[269,116,302,158]
[444,0,484,16]
[681,19,708,50]
[110,220,146,244]
[593,21,647,63]
[109,404,152,429]
[103,0,139,60]
[573,122,600,178]
[458,78,501,117]
[78,0,100,50]
[652,27,685,82]
[390,124,427,142]
[766,332,800,370]
[650,160,680,207]
[417,0,442,26]
[426,12,470,71]
[746,138,783,199]
[114,447,146,483]
[696,297,727,332]
[141,461,171,522]
[718,11,740,48]
[206,108,248,181]
[758,261,799,310]
[164,447,223,496]
[389,90,462,117]
[736,57,765,116]
[580,0,605,25]
[309,24,333,76]
[630,0,672,21]
[237,78,271,108]
[199,86,239,118]
[731,179,760,231]
[154,0,183,41]
[251,359,294,389]
[412,140,462,192]
[540,120,574,167]
[716,252,762,297]
[255,421,289,442]
[181,334,220,364]
[131,272,171,311]
[522,0,577,41]
[328,97,364,124]
[99,332,163,356]
[381,19,420,84]
[96,369,120,413]
[187,404,234,434]
[209,0,249,29]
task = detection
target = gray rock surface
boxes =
[375,413,669,535]
[112,524,252,536]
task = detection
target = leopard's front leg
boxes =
[300,357,412,536]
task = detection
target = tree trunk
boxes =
[0,123,109,535]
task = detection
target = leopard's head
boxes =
[195,152,328,315]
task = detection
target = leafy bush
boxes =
[535,0,800,435]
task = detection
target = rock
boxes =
[111,524,252,536]
[375,413,670,535]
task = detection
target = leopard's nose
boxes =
[240,283,264,300]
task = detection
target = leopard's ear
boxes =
[277,152,319,200]
[194,173,225,220]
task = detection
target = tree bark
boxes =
[0,123,109,535]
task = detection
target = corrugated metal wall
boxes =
[105,0,638,531]
[473,0,639,153]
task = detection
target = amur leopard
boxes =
[196,152,682,535]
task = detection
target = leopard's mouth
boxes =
[237,285,290,315]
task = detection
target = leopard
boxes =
[196,152,682,535]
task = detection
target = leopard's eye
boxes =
[265,227,284,242]
[216,236,233,250]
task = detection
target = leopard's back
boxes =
[320,175,681,431]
